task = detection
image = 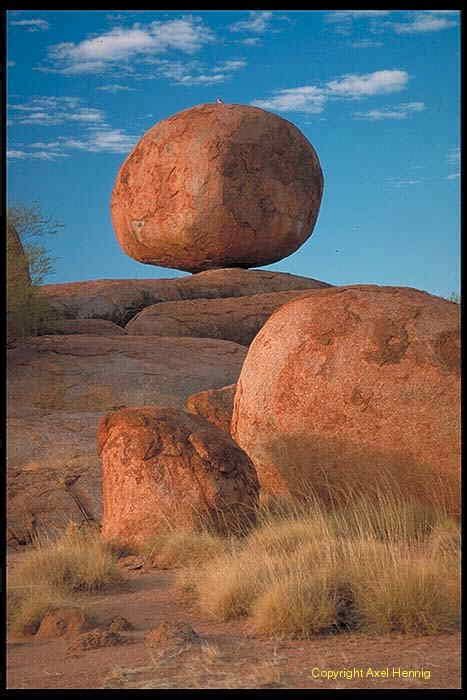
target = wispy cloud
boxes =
[7,60,16,67]
[392,12,458,34]
[327,11,391,22]
[229,11,274,34]
[39,17,215,75]
[136,57,246,86]
[240,37,261,46]
[8,97,105,126]
[447,147,460,180]
[354,101,425,121]
[386,177,423,188]
[252,86,327,114]
[97,84,136,93]
[9,126,138,161]
[60,129,137,153]
[10,18,49,32]
[350,40,383,49]
[252,70,409,114]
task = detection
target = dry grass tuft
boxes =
[8,523,122,634]
[143,530,229,570]
[181,491,460,638]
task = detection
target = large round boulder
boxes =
[111,103,323,272]
[98,407,259,545]
[231,286,460,514]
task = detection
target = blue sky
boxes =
[7,10,460,298]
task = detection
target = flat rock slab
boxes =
[7,335,247,544]
[38,319,126,336]
[39,268,330,324]
[125,289,325,345]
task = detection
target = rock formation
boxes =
[232,286,460,514]
[39,268,330,324]
[7,335,247,544]
[125,288,325,345]
[111,104,323,272]
[98,407,259,546]
[186,384,236,434]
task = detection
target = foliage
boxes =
[7,203,63,340]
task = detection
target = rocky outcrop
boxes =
[125,289,325,345]
[232,286,460,514]
[186,384,236,434]
[39,268,330,324]
[111,103,323,272]
[7,335,247,544]
[38,319,126,336]
[98,407,259,546]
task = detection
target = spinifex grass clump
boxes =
[8,524,122,635]
[175,488,460,638]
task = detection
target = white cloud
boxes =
[252,70,410,115]
[252,85,327,114]
[61,129,137,153]
[7,147,66,161]
[229,11,273,34]
[447,173,460,180]
[138,57,246,86]
[326,70,409,98]
[393,12,457,34]
[42,17,214,74]
[354,101,425,120]
[7,60,16,67]
[97,84,136,93]
[9,126,137,162]
[8,97,105,126]
[10,18,49,31]
[240,37,261,46]
[327,11,391,22]
[7,150,28,159]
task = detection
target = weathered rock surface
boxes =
[39,268,330,324]
[144,621,202,658]
[7,335,247,544]
[38,318,126,336]
[232,286,460,514]
[125,289,325,345]
[98,407,259,546]
[111,103,323,272]
[186,384,236,434]
[36,607,90,639]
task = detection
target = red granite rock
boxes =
[98,407,259,546]
[39,268,330,324]
[232,285,460,514]
[125,288,326,345]
[186,384,236,434]
[111,103,323,272]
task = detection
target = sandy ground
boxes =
[7,559,461,690]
